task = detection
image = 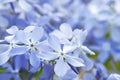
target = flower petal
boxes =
[24,26,35,33]
[60,23,73,39]
[82,46,95,55]
[31,27,44,42]
[65,55,84,67]
[48,35,61,52]
[18,0,32,12]
[50,30,65,39]
[79,53,94,71]
[30,52,41,68]
[15,30,28,44]
[9,46,28,56]
[73,29,87,45]
[0,44,11,65]
[63,45,77,53]
[6,26,18,34]
[4,35,14,43]
[38,52,59,61]
[54,57,70,77]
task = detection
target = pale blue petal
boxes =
[5,35,14,42]
[63,45,77,53]
[59,38,71,44]
[38,41,53,52]
[31,27,44,42]
[65,55,84,67]
[60,23,73,39]
[48,35,61,52]
[18,0,32,12]
[9,46,28,56]
[82,46,95,55]
[6,26,18,34]
[30,52,41,68]
[0,44,11,65]
[79,53,94,71]
[50,30,65,39]
[24,26,35,33]
[15,30,28,43]
[54,57,70,77]
[73,29,87,45]
[38,52,59,61]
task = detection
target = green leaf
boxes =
[104,55,112,71]
[10,78,14,80]
[52,72,55,80]
[105,32,110,39]
[115,60,120,72]
[19,70,29,80]
[34,67,43,80]
[87,51,99,59]
[0,67,6,73]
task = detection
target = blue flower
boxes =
[0,26,44,68]
[39,35,84,77]
[51,23,95,71]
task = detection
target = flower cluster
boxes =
[0,23,95,79]
[0,0,120,80]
